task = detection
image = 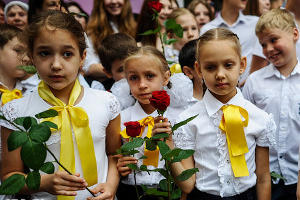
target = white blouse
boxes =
[0,87,120,200]
[173,89,276,197]
[120,101,177,186]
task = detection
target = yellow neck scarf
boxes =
[120,116,159,167]
[38,80,98,199]
[219,105,249,177]
[0,87,22,105]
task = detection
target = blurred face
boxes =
[42,0,61,11]
[225,0,248,10]
[173,14,199,51]
[125,56,169,108]
[259,0,270,15]
[158,0,173,26]
[194,3,210,30]
[6,5,28,30]
[270,0,283,9]
[0,37,27,79]
[32,28,86,97]
[258,28,299,71]
[197,40,246,103]
[68,5,87,30]
[110,59,125,81]
[104,0,124,16]
[0,7,4,24]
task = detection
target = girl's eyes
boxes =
[129,75,138,81]
[145,73,155,79]
[117,66,124,73]
[225,63,233,68]
[205,65,215,71]
[38,51,50,57]
[270,38,277,43]
[63,51,73,58]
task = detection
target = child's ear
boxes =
[240,57,247,75]
[182,66,194,80]
[163,70,171,86]
[79,49,87,71]
[293,27,299,42]
[103,68,113,79]
[194,61,202,77]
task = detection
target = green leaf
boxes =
[23,117,37,130]
[159,179,168,191]
[157,141,170,157]
[13,117,26,126]
[138,155,148,160]
[152,168,168,178]
[26,171,40,190]
[167,60,175,65]
[172,149,195,163]
[127,163,138,170]
[151,133,169,140]
[145,188,168,197]
[163,148,182,161]
[164,19,183,38]
[40,162,55,174]
[172,114,198,132]
[121,149,139,155]
[17,65,37,74]
[145,139,157,151]
[176,168,199,181]
[140,184,148,192]
[0,114,6,120]
[40,121,58,130]
[21,140,46,170]
[140,165,148,171]
[171,188,182,199]
[7,131,28,151]
[121,137,144,151]
[270,171,286,181]
[165,38,178,45]
[139,26,161,36]
[29,125,51,143]
[0,174,25,195]
[35,109,58,119]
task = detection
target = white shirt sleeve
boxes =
[83,33,100,73]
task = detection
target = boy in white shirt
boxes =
[243,8,300,200]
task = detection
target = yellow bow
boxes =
[170,63,182,75]
[120,116,159,167]
[0,88,22,105]
[219,105,249,177]
[38,80,98,200]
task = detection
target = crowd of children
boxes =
[0,0,299,200]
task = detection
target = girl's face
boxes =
[42,0,61,11]
[194,3,210,29]
[0,37,27,79]
[6,5,28,30]
[158,0,173,26]
[104,0,124,16]
[32,28,86,96]
[68,5,87,30]
[125,55,170,108]
[259,0,270,15]
[225,0,248,10]
[197,40,246,103]
[173,14,199,51]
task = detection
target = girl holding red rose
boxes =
[116,46,181,200]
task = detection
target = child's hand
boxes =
[113,154,137,176]
[87,182,116,200]
[41,171,87,196]
[152,116,174,148]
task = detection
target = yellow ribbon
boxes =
[0,87,22,105]
[170,63,182,75]
[38,79,98,200]
[120,116,159,167]
[219,105,249,177]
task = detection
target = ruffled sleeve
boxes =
[0,100,22,131]
[173,116,196,150]
[256,113,277,148]
[111,79,135,111]
[106,92,121,120]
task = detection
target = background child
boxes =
[0,24,28,103]
[243,9,299,200]
[0,10,121,199]
[154,28,275,199]
[116,46,176,200]
[187,0,214,30]
[201,0,262,86]
[164,8,199,64]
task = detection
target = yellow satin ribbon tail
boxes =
[38,79,98,199]
[219,105,249,177]
[0,88,22,105]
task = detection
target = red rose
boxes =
[148,0,163,13]
[124,121,142,137]
[149,90,170,112]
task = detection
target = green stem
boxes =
[156,15,165,56]
[133,170,141,200]
[44,146,96,197]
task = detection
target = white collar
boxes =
[214,11,246,27]
[203,88,246,117]
[263,60,300,79]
